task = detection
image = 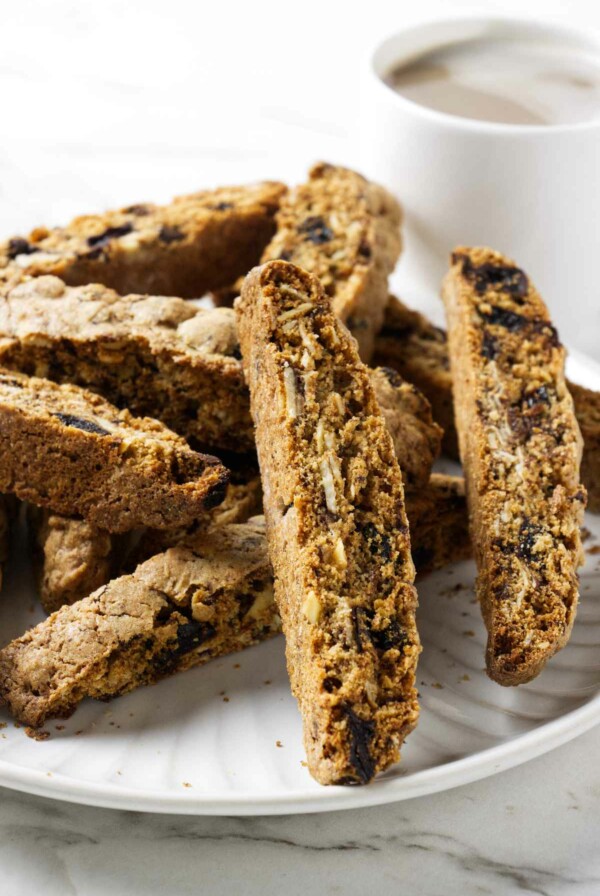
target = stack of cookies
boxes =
[0,163,590,785]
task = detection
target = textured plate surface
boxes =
[0,352,599,815]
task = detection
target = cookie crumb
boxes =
[463,630,475,637]
[276,740,283,748]
[182,782,192,788]
[25,726,50,741]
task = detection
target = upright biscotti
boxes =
[237,260,420,785]
[0,369,227,532]
[0,520,278,727]
[0,181,286,297]
[442,247,586,685]
[0,276,253,452]
[262,163,402,359]
[374,294,600,509]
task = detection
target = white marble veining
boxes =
[1,0,600,892]
[1,727,600,896]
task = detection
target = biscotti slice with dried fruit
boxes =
[237,260,420,785]
[0,520,278,727]
[262,163,402,359]
[406,474,471,574]
[442,247,586,685]
[373,295,457,456]
[0,369,227,533]
[0,276,253,452]
[1,181,286,298]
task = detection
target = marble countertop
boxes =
[2,727,600,896]
[1,1,599,893]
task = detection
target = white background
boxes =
[1,1,600,893]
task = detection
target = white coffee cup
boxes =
[360,16,600,357]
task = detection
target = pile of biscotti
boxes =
[0,163,593,786]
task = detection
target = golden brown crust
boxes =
[442,247,585,685]
[0,368,228,532]
[262,163,402,359]
[0,182,286,298]
[0,520,278,728]
[237,260,420,785]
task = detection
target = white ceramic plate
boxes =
[0,352,599,815]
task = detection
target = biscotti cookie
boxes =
[27,507,124,614]
[0,520,279,727]
[0,276,253,452]
[405,474,471,574]
[566,383,600,513]
[370,367,442,490]
[373,295,457,456]
[442,247,586,685]
[237,260,420,785]
[1,182,286,298]
[0,369,227,532]
[262,163,402,359]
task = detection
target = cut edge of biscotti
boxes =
[236,259,420,785]
[442,246,586,686]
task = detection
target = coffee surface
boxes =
[385,36,600,125]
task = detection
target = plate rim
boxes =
[0,348,598,815]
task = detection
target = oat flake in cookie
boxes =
[442,247,586,685]
[236,260,420,786]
